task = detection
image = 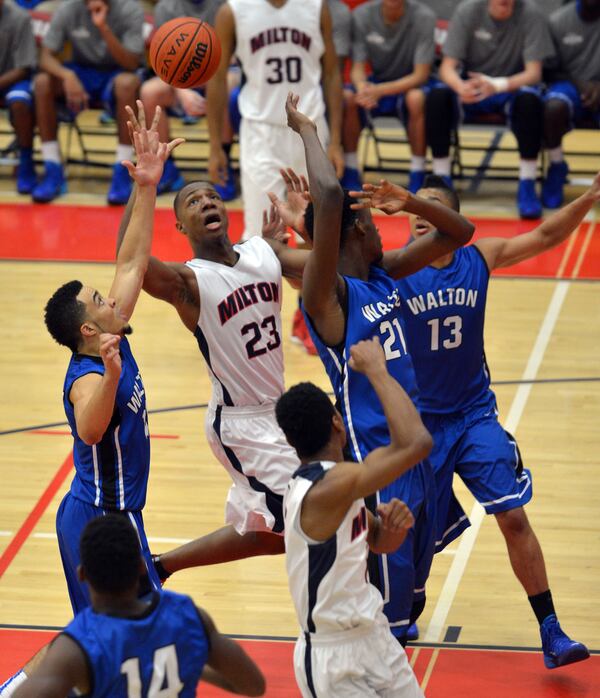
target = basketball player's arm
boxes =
[476,177,600,270]
[13,634,90,698]
[197,608,266,696]
[207,4,236,185]
[366,64,431,102]
[300,339,431,542]
[320,2,344,177]
[286,96,346,346]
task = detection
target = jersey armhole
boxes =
[302,277,347,355]
[66,371,105,407]
[193,604,212,654]
[471,243,492,278]
[295,474,337,546]
[60,631,94,698]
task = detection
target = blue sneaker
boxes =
[16,156,37,195]
[407,170,426,194]
[107,162,132,205]
[214,166,236,202]
[542,161,568,209]
[517,179,542,219]
[340,166,362,192]
[157,158,185,195]
[182,114,200,125]
[541,614,589,669]
[406,622,419,642]
[32,161,66,203]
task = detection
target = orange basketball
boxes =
[149,18,222,89]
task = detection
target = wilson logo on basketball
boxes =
[179,42,210,85]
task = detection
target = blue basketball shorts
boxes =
[63,62,123,115]
[423,405,533,544]
[56,492,161,615]
[461,85,543,126]
[545,80,600,129]
[0,79,33,108]
[372,459,437,640]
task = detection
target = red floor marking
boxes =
[28,430,179,439]
[2,203,599,278]
[0,452,73,580]
[572,221,598,279]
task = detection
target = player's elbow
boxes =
[79,429,101,446]
[460,219,476,244]
[407,428,433,464]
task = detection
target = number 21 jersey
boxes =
[230,0,326,125]
[186,237,285,407]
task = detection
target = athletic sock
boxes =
[528,589,556,625]
[41,141,61,164]
[344,152,358,170]
[432,156,451,177]
[410,155,426,172]
[548,146,564,164]
[0,670,27,696]
[116,144,134,164]
[519,159,538,181]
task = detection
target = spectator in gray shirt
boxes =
[542,0,600,208]
[0,0,37,195]
[433,0,555,218]
[32,0,144,205]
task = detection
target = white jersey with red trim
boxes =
[186,236,285,407]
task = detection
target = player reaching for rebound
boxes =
[277,337,430,697]
[373,173,592,668]
[283,93,474,645]
[13,515,265,697]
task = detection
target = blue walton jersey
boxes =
[396,246,495,415]
[63,590,209,697]
[63,338,150,511]
[305,265,420,460]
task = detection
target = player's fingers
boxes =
[126,103,140,132]
[300,174,310,192]
[267,191,280,206]
[262,209,268,228]
[122,160,136,177]
[127,121,135,146]
[151,105,162,131]
[287,168,301,190]
[167,137,186,154]
[136,99,147,130]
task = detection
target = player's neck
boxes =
[91,590,151,617]
[430,252,455,269]
[381,2,405,24]
[192,237,239,266]
[266,0,288,7]
[302,442,344,466]
[338,246,371,280]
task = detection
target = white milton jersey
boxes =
[230,0,326,125]
[186,237,285,407]
[284,461,384,635]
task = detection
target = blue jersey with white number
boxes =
[396,245,495,415]
[63,590,209,697]
[63,337,150,511]
[304,264,420,459]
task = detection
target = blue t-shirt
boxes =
[396,245,496,415]
[64,590,209,697]
[63,337,150,511]
[304,264,421,460]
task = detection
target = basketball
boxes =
[149,18,222,89]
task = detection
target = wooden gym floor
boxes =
[0,117,598,696]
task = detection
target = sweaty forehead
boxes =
[181,181,217,198]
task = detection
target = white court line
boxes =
[422,208,597,643]
[0,531,191,546]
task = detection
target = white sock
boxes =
[519,159,538,181]
[410,155,426,172]
[116,144,134,164]
[0,670,27,696]
[41,141,61,164]
[344,152,358,170]
[548,147,564,164]
[433,157,451,176]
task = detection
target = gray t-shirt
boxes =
[154,0,224,28]
[328,0,352,58]
[550,3,600,83]
[443,0,555,76]
[352,0,436,81]
[44,0,144,68]
[0,1,37,75]
[421,0,460,22]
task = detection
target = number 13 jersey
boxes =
[230,0,326,125]
[186,237,285,407]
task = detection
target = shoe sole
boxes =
[32,182,67,203]
[544,645,590,669]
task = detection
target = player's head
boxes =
[174,181,229,243]
[488,0,515,21]
[276,382,346,460]
[304,191,383,263]
[579,0,600,21]
[79,514,143,595]
[45,280,131,353]
[410,175,460,240]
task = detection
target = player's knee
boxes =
[405,88,425,114]
[495,507,530,539]
[34,71,53,97]
[512,90,543,122]
[544,98,570,126]
[140,77,173,106]
[9,99,30,119]
[343,88,358,111]
[114,72,141,100]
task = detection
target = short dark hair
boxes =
[44,280,86,353]
[304,190,358,248]
[80,514,141,594]
[275,382,336,459]
[421,175,460,212]
[173,180,217,217]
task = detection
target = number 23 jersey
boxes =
[186,237,285,407]
[230,0,326,125]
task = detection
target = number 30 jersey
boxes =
[186,237,285,407]
[230,0,326,125]
[396,245,495,415]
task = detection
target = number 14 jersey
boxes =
[186,237,285,407]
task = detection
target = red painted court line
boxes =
[0,452,73,580]
[28,430,179,439]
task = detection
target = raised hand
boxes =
[261,204,289,243]
[376,499,415,534]
[99,333,122,378]
[348,337,387,376]
[122,100,185,187]
[285,92,316,134]
[88,0,108,29]
[349,179,410,215]
[267,168,311,240]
